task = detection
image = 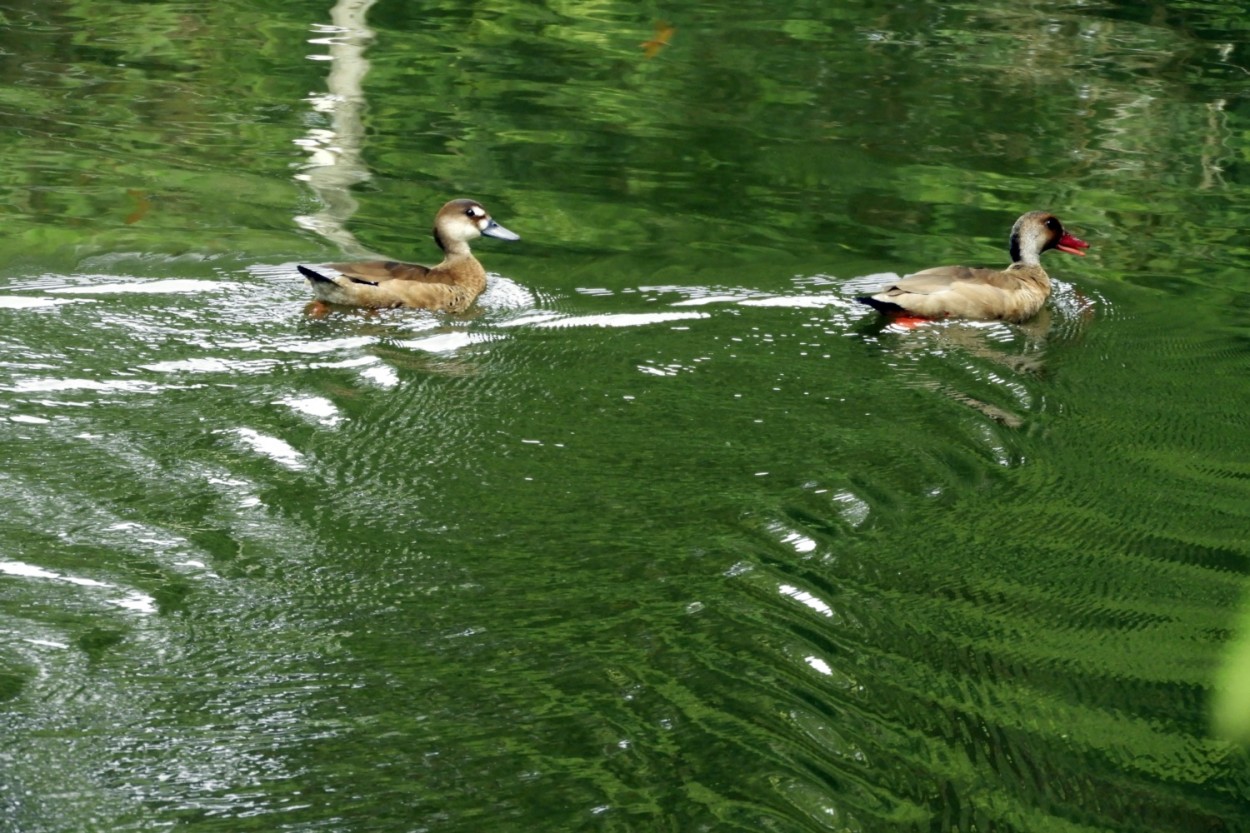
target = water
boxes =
[2,0,1250,830]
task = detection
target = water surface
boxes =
[2,1,1250,831]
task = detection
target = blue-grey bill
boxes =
[483,220,520,241]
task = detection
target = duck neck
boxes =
[433,228,473,258]
[1009,234,1042,266]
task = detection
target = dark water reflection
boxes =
[3,0,1250,831]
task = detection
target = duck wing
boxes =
[300,266,478,312]
[861,266,1044,322]
[328,260,433,283]
[886,265,1019,294]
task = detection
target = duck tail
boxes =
[299,265,357,306]
[856,296,905,315]
[299,265,378,287]
[298,265,335,285]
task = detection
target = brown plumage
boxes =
[857,211,1088,323]
[299,198,519,311]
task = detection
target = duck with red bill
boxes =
[856,211,1089,324]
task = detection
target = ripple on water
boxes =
[710,506,1243,832]
[46,279,230,295]
[2,244,1247,831]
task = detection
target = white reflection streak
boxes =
[805,656,833,676]
[397,332,489,353]
[279,394,344,427]
[360,364,398,388]
[500,312,708,329]
[738,294,854,310]
[0,559,157,615]
[6,378,157,394]
[293,0,379,258]
[0,560,109,587]
[47,279,225,295]
[779,584,834,618]
[830,490,870,527]
[232,428,307,471]
[0,296,78,309]
[765,520,817,555]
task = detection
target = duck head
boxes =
[433,198,520,253]
[1008,211,1089,265]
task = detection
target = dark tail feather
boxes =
[299,265,334,285]
[299,264,379,287]
[856,296,905,315]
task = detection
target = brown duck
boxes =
[857,211,1088,323]
[298,198,519,311]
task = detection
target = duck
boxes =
[298,198,519,311]
[856,211,1089,323]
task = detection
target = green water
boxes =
[2,0,1250,830]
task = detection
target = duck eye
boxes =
[466,206,482,218]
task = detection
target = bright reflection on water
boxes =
[2,1,1250,832]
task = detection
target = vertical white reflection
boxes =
[293,0,379,258]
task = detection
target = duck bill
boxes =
[482,220,520,241]
[1056,232,1089,256]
